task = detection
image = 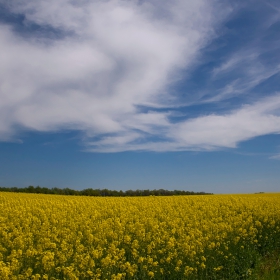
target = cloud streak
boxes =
[86,94,280,152]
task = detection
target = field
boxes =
[0,193,279,279]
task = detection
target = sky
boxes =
[1,0,280,194]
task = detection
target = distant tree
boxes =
[0,186,213,196]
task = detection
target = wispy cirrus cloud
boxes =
[1,0,280,153]
[0,0,229,141]
[86,94,280,152]
[207,54,280,103]
[270,154,280,159]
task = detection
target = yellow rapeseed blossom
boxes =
[0,192,279,279]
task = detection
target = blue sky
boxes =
[1,0,280,193]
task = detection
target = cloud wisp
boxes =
[1,0,280,152]
[86,94,280,152]
[270,154,280,160]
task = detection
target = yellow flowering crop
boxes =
[0,192,279,279]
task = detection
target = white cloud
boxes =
[212,56,243,77]
[0,0,228,143]
[86,94,280,152]
[270,154,280,159]
[172,95,280,149]
[5,0,280,153]
[208,49,280,102]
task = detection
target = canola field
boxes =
[0,193,279,280]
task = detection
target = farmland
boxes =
[0,193,279,279]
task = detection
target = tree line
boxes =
[0,186,213,196]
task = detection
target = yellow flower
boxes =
[201,262,206,269]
